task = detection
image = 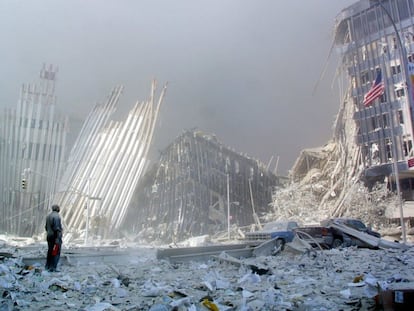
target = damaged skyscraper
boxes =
[0,65,68,236]
[125,129,281,243]
[334,0,414,211]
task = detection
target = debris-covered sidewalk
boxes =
[1,236,414,310]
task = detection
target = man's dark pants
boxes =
[46,235,60,271]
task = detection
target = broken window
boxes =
[403,140,412,156]
[371,143,380,163]
[386,139,393,160]
[396,88,405,98]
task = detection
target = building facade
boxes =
[125,129,280,243]
[335,0,414,200]
[0,64,68,236]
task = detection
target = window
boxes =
[391,64,401,75]
[397,0,410,20]
[382,114,389,127]
[380,92,387,103]
[353,16,363,41]
[361,71,370,85]
[367,9,378,34]
[396,88,405,98]
[398,110,404,124]
[371,116,377,130]
[386,139,393,160]
[404,141,409,156]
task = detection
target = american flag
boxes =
[363,71,385,107]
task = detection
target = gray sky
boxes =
[0,0,355,175]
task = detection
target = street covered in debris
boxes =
[4,0,414,310]
[1,235,414,311]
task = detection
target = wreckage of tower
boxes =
[54,81,167,240]
[0,64,68,236]
[0,65,168,238]
[124,129,283,243]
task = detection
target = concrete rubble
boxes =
[1,235,414,310]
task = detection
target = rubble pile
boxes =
[268,90,405,237]
[1,237,414,310]
[269,165,396,231]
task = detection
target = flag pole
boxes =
[377,0,408,244]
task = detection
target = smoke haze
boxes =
[0,0,355,175]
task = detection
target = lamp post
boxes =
[376,0,409,244]
[226,172,230,240]
[85,178,91,245]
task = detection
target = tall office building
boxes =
[334,0,414,201]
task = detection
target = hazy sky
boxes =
[0,0,355,175]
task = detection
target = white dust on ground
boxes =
[1,235,414,310]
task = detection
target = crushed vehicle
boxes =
[321,218,381,238]
[244,220,299,249]
[293,226,334,249]
[321,218,381,248]
[295,218,382,249]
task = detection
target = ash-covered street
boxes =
[1,235,414,311]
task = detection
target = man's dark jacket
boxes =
[45,211,62,242]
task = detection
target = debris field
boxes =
[1,236,414,310]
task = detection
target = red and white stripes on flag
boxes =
[363,71,385,107]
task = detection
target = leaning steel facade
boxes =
[0,64,68,236]
[334,0,414,197]
[1,66,167,238]
[54,80,167,238]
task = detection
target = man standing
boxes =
[45,204,63,272]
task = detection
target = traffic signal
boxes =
[21,179,27,190]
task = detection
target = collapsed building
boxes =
[54,81,167,240]
[269,0,414,235]
[0,65,168,239]
[124,129,281,243]
[0,64,68,236]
